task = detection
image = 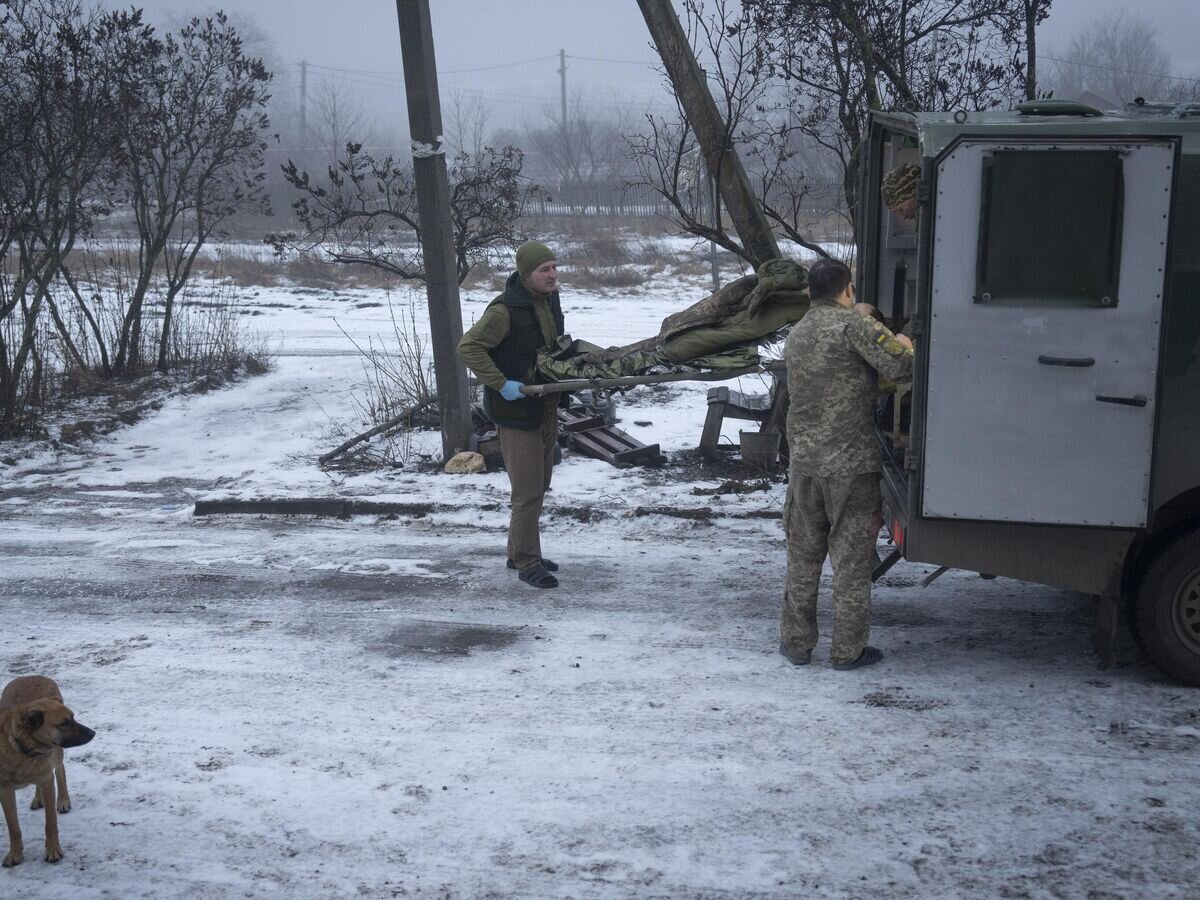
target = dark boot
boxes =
[779,642,812,666]
[518,564,558,589]
[507,557,558,572]
[832,646,883,670]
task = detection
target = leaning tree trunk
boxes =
[1024,7,1038,101]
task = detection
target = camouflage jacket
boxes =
[785,300,914,477]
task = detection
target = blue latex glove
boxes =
[499,380,525,401]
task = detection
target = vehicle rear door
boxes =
[920,138,1175,527]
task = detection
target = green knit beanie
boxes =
[516,241,555,279]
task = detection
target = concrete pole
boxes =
[394,0,472,460]
[558,49,568,130]
[299,60,307,158]
[637,0,780,266]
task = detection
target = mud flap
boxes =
[1093,592,1142,670]
[1093,593,1119,670]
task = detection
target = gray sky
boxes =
[120,0,1200,134]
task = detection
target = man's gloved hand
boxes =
[500,380,525,401]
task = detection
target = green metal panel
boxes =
[910,110,1200,158]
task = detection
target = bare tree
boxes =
[0,0,139,432]
[270,143,543,285]
[310,77,376,169]
[1048,11,1176,104]
[442,91,492,159]
[1165,75,1200,105]
[110,11,271,375]
[628,0,1038,258]
[1018,0,1055,100]
[745,0,1034,220]
[524,92,636,188]
[628,0,831,261]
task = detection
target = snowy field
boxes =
[1,257,1198,898]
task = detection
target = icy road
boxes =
[1,266,1197,898]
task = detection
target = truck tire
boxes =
[1136,529,1200,686]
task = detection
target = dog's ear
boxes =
[21,708,45,731]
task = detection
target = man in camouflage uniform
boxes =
[780,259,914,670]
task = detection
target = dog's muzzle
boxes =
[61,724,96,748]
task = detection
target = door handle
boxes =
[1038,355,1095,367]
[1096,394,1148,407]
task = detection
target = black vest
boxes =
[483,276,564,429]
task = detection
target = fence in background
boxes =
[523,179,846,221]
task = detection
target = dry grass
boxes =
[322,295,438,471]
[564,264,661,290]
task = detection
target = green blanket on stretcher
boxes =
[536,258,809,382]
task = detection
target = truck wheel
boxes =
[1136,530,1200,686]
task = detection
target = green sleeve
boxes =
[845,315,914,384]
[457,303,511,391]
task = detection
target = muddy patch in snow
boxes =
[371,618,524,657]
[858,689,949,712]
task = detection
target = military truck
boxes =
[857,100,1200,685]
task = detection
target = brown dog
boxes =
[0,676,95,867]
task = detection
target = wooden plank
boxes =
[718,406,769,423]
[568,432,622,466]
[707,386,730,405]
[614,444,662,464]
[562,414,607,433]
[699,402,725,460]
[194,499,443,517]
[724,389,772,412]
[585,428,638,453]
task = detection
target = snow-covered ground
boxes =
[1,260,1197,898]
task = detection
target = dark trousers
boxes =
[497,396,559,569]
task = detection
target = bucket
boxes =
[740,429,781,472]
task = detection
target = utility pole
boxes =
[299,60,308,158]
[394,0,472,460]
[558,49,568,129]
[637,0,779,266]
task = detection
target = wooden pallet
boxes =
[558,406,666,468]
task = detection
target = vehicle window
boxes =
[975,150,1123,307]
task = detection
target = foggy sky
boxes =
[105,0,1200,135]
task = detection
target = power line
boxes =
[442,54,561,75]
[1040,53,1200,86]
[293,52,658,80]
[569,54,654,66]
[294,54,563,79]
[303,67,672,113]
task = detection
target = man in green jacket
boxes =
[458,241,564,589]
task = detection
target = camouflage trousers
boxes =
[781,470,881,665]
